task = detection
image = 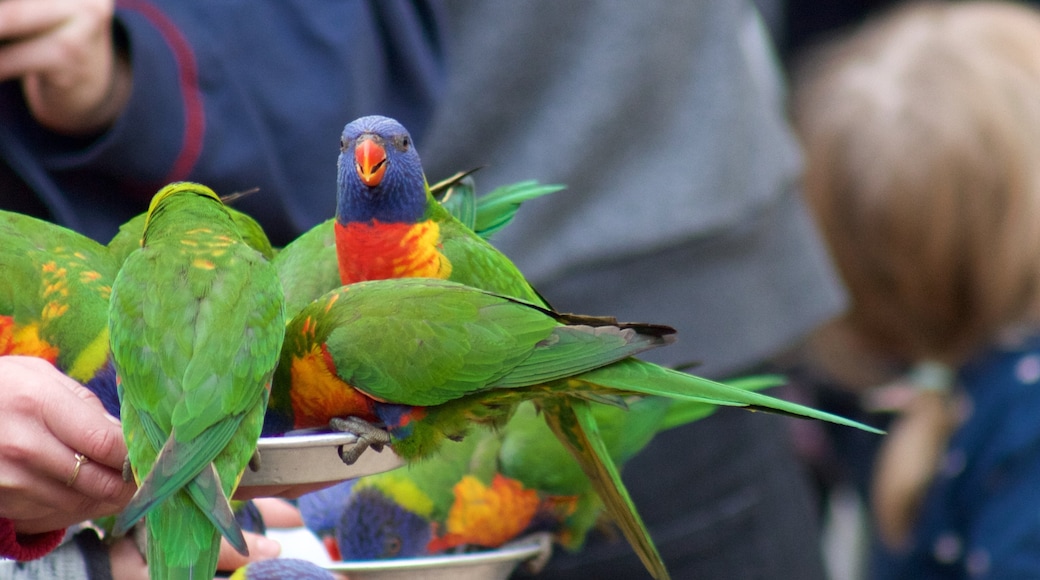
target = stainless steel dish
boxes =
[239,431,403,487]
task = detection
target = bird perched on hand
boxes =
[108,182,286,580]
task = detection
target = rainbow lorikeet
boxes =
[272,169,562,318]
[108,182,286,580]
[321,114,884,579]
[263,277,676,448]
[299,377,780,562]
[0,210,119,415]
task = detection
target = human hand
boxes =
[0,356,135,535]
[0,0,131,135]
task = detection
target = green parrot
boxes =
[0,209,120,415]
[108,182,286,580]
[262,277,677,445]
[272,171,562,318]
[324,114,883,579]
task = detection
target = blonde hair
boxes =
[794,1,1040,363]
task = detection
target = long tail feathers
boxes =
[115,411,247,554]
[542,399,671,580]
[576,359,884,434]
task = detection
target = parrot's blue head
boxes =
[298,480,357,537]
[336,115,428,224]
[336,487,433,560]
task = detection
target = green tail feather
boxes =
[574,359,884,434]
[657,375,787,430]
[115,410,247,555]
[542,399,671,580]
[472,180,565,238]
[146,494,222,580]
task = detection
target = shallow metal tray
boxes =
[239,431,403,487]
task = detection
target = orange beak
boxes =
[355,136,388,187]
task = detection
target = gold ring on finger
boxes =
[66,452,90,487]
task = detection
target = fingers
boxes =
[0,357,135,533]
[107,535,149,580]
[0,0,70,41]
[22,359,129,472]
[216,531,281,572]
[251,498,304,529]
[0,0,85,79]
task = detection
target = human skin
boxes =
[0,0,131,135]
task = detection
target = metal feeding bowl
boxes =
[326,533,554,580]
[239,430,403,487]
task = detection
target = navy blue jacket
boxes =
[0,0,444,245]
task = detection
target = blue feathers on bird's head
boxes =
[298,480,357,537]
[336,487,433,560]
[85,358,120,418]
[336,115,428,224]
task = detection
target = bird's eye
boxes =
[384,535,402,557]
[340,137,348,152]
[393,135,411,152]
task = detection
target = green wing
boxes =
[296,279,671,406]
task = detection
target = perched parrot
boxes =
[229,558,336,580]
[108,182,286,580]
[299,378,779,562]
[262,277,677,449]
[0,210,120,415]
[325,114,883,579]
[273,171,562,318]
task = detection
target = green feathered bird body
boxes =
[109,183,285,580]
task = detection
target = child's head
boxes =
[794,1,1040,364]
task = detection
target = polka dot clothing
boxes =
[883,334,1040,578]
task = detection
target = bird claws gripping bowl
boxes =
[239,430,404,488]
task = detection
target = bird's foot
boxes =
[329,417,390,465]
[121,456,133,483]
